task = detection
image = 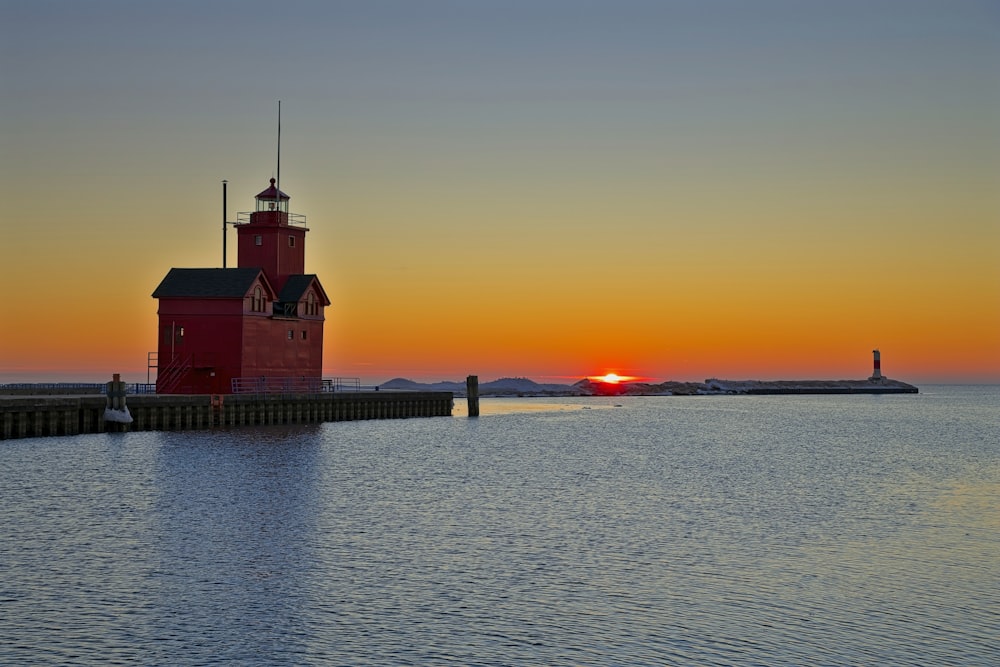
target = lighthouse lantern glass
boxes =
[256,197,288,213]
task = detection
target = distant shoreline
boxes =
[379,377,919,397]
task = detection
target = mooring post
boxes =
[467,375,480,417]
[104,373,133,431]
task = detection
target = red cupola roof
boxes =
[255,178,290,201]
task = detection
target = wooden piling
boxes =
[467,375,480,417]
[104,373,132,432]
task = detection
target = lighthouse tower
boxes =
[869,349,883,382]
[235,178,307,293]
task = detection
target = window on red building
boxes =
[251,286,265,312]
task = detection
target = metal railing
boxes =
[231,376,362,395]
[0,383,106,394]
[235,211,308,226]
[0,382,155,395]
[0,379,360,396]
[325,377,361,392]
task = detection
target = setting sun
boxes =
[590,373,636,384]
[589,372,645,384]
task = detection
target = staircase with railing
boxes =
[156,354,193,394]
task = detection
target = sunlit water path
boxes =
[2,386,997,665]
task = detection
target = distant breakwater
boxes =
[631,378,919,396]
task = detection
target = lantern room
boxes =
[254,177,289,213]
[235,178,308,293]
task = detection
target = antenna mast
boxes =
[222,180,228,267]
[276,100,281,212]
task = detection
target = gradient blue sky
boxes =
[2,1,998,383]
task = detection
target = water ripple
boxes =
[1,389,997,664]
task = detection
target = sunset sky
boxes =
[2,1,998,384]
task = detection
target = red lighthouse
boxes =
[152,179,331,394]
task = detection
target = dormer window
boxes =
[306,292,317,316]
[251,286,265,312]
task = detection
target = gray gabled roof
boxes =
[152,268,269,299]
[277,274,331,305]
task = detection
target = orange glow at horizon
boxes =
[2,4,999,386]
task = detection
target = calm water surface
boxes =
[2,386,997,665]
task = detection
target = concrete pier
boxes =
[0,391,453,441]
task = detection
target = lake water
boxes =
[1,386,997,665]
